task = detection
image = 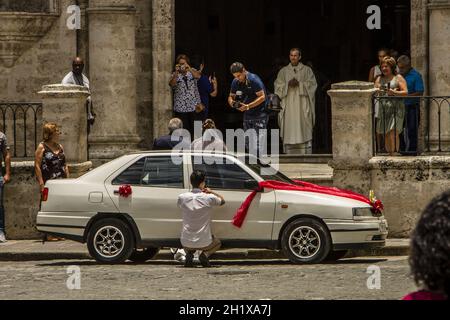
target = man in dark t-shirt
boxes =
[228,62,268,155]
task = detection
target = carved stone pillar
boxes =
[152,0,175,140]
[87,0,141,162]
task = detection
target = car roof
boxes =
[129,150,248,157]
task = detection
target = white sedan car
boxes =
[36,151,388,264]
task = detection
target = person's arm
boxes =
[204,188,225,206]
[228,93,236,108]
[60,145,70,178]
[169,71,179,87]
[34,143,45,192]
[388,75,408,96]
[239,90,266,112]
[189,67,202,79]
[3,149,11,184]
[409,74,425,97]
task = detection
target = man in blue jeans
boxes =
[228,62,268,156]
[398,55,425,155]
[0,131,11,242]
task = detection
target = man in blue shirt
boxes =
[398,55,425,155]
[228,62,268,155]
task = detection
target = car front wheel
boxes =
[281,218,332,264]
[87,218,135,264]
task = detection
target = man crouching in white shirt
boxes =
[177,170,225,268]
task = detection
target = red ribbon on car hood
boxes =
[231,180,383,228]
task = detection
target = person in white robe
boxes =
[275,48,317,154]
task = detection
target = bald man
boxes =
[62,57,95,127]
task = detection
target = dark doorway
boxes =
[175,0,410,154]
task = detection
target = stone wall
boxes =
[369,156,450,238]
[4,162,41,239]
[0,0,75,101]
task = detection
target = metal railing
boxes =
[0,102,42,158]
[372,95,450,155]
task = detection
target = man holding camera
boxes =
[228,62,268,155]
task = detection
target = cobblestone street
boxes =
[0,256,415,300]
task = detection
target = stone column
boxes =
[87,0,141,162]
[152,0,175,140]
[428,0,450,151]
[38,84,92,176]
[327,81,377,195]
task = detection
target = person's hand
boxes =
[209,76,217,86]
[238,104,249,112]
[203,187,212,194]
[39,183,45,193]
[3,174,10,184]
[387,89,396,96]
[288,78,299,88]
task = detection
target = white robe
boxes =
[275,63,317,147]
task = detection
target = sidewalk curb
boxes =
[0,246,410,262]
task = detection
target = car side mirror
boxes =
[244,179,260,191]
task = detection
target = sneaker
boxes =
[0,231,7,243]
[184,251,194,268]
[198,252,211,268]
[172,249,186,263]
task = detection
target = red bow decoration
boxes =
[373,199,384,212]
[118,185,132,198]
[231,180,384,228]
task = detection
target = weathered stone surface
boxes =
[38,84,90,163]
[152,0,175,140]
[428,1,450,151]
[3,162,41,239]
[328,82,377,195]
[87,1,142,160]
[369,156,450,238]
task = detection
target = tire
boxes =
[87,218,135,264]
[281,218,332,264]
[128,247,160,263]
[324,250,348,262]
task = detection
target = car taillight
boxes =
[42,188,49,202]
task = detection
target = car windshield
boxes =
[241,155,294,184]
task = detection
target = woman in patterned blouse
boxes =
[169,54,203,138]
[34,123,69,241]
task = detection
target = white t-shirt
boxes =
[177,189,222,248]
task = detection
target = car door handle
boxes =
[113,190,120,195]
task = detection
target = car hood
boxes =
[273,189,371,220]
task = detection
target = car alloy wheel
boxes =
[87,218,135,264]
[281,217,332,264]
[288,226,321,259]
[94,226,125,259]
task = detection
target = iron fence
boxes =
[0,102,42,158]
[372,95,450,155]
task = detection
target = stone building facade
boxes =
[0,0,449,239]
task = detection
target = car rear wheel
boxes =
[128,247,160,263]
[87,218,135,264]
[281,218,332,264]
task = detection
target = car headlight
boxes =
[353,207,376,218]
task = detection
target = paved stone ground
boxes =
[0,256,416,300]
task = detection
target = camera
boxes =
[232,91,244,109]
[176,64,188,72]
